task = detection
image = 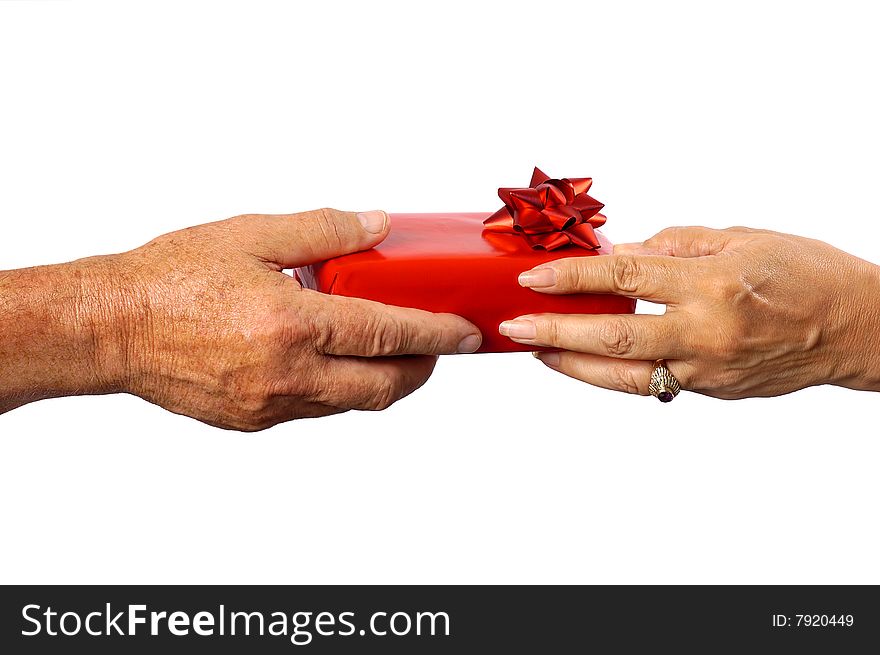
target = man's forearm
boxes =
[0,257,120,413]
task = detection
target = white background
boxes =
[1,0,878,584]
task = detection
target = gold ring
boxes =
[649,359,681,403]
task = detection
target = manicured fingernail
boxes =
[499,319,537,340]
[457,334,482,353]
[518,267,556,288]
[535,351,560,367]
[356,210,388,234]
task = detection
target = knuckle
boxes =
[570,263,591,292]
[418,323,445,354]
[308,300,346,355]
[642,229,675,254]
[537,317,560,345]
[649,226,681,243]
[223,213,254,230]
[367,373,399,411]
[312,207,344,250]
[316,206,340,223]
[311,323,333,356]
[369,317,406,356]
[263,314,296,347]
[703,268,742,300]
[598,319,636,357]
[611,255,643,294]
[608,364,643,395]
[557,260,586,291]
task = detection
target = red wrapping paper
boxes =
[296,212,636,353]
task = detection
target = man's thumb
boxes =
[241,208,389,268]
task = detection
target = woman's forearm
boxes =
[836,259,880,392]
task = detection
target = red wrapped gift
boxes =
[297,169,636,353]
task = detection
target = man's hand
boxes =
[0,209,481,430]
[500,226,880,399]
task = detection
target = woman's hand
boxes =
[499,226,880,399]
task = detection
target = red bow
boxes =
[483,167,606,250]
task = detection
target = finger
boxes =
[534,351,692,396]
[517,254,697,303]
[612,226,734,258]
[313,293,482,356]
[499,314,689,360]
[232,207,391,269]
[311,355,439,411]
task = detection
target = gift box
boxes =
[297,169,637,353]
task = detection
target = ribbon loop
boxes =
[483,167,606,251]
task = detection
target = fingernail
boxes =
[356,210,388,234]
[535,351,560,367]
[457,334,482,353]
[499,319,537,340]
[613,242,644,254]
[518,267,556,288]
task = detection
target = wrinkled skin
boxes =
[0,209,481,430]
[501,226,880,399]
